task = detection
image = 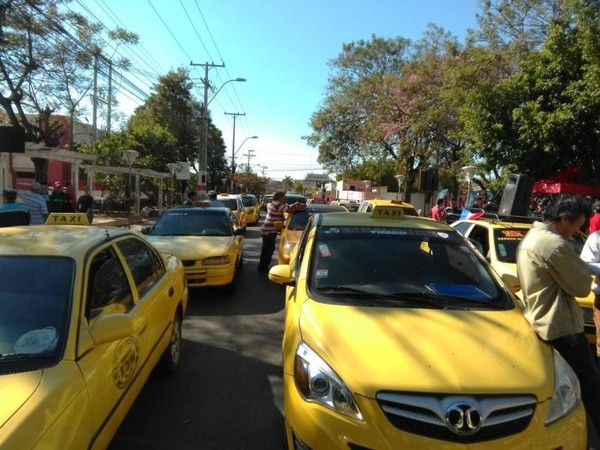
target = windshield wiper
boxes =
[315,286,377,296]
[386,292,500,310]
[0,352,55,361]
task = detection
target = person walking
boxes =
[258,191,304,273]
[17,181,49,225]
[183,191,199,206]
[516,195,600,436]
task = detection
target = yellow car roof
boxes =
[454,217,534,230]
[364,199,416,208]
[0,225,132,256]
[315,209,452,231]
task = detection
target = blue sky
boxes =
[70,0,481,180]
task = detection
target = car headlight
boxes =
[294,342,363,420]
[545,349,581,425]
[202,256,231,266]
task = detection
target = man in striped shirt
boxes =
[258,191,304,273]
[17,181,49,225]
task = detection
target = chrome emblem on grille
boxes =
[445,402,482,435]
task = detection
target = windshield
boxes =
[151,210,233,236]
[0,256,73,369]
[493,228,528,263]
[308,227,511,310]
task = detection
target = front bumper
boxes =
[283,374,586,450]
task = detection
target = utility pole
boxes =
[190,61,225,194]
[224,111,245,192]
[92,55,98,144]
[260,165,267,177]
[106,60,112,135]
[242,149,256,172]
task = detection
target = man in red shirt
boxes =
[430,198,445,221]
[589,201,600,234]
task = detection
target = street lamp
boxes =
[461,165,478,208]
[395,174,405,201]
[198,76,246,195]
[231,135,258,192]
[166,163,179,207]
[123,149,139,228]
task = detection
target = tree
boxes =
[462,1,600,184]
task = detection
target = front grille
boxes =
[376,392,536,443]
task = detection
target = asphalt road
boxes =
[109,220,287,450]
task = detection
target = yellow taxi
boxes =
[268,207,585,449]
[356,198,420,216]
[451,215,596,343]
[241,194,260,226]
[277,203,348,265]
[217,193,248,231]
[142,206,245,292]
[0,214,188,449]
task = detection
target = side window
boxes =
[87,247,133,318]
[365,203,373,213]
[469,225,490,257]
[453,222,472,236]
[117,238,165,298]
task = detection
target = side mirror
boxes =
[268,264,294,286]
[79,313,134,355]
[140,226,151,235]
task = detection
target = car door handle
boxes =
[169,287,174,297]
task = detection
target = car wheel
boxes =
[155,310,182,375]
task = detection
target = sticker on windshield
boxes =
[436,232,450,239]
[316,269,329,278]
[14,327,58,354]
[498,243,508,257]
[318,244,331,257]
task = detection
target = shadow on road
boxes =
[110,340,285,450]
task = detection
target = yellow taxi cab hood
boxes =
[0,371,41,428]
[147,236,235,259]
[298,302,553,399]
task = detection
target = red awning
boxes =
[532,166,600,196]
[532,181,600,196]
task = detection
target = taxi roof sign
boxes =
[46,213,90,225]
[371,206,406,218]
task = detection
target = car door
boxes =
[75,242,138,447]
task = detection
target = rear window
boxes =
[493,228,528,263]
[241,196,256,207]
[219,198,239,211]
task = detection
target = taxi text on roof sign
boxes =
[45,213,90,225]
[371,206,406,218]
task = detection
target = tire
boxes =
[155,310,183,375]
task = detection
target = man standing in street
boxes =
[516,195,600,436]
[17,181,49,225]
[258,191,303,273]
[430,198,445,221]
[207,190,225,207]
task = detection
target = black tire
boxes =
[155,310,183,375]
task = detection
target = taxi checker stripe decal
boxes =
[88,317,174,449]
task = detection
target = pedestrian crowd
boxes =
[0,180,96,226]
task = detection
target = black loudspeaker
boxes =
[0,126,25,153]
[419,169,439,191]
[498,174,534,216]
